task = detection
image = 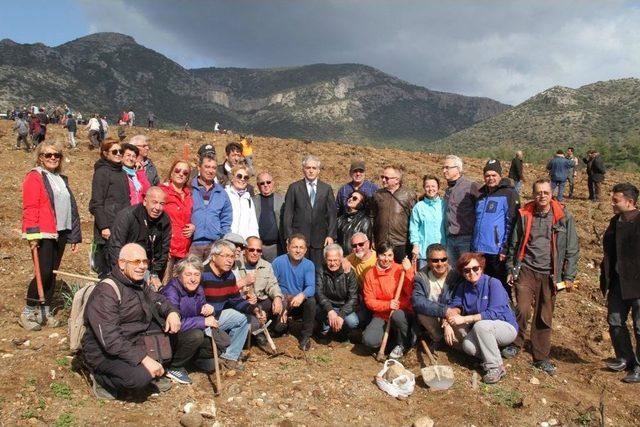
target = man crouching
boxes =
[83,243,181,400]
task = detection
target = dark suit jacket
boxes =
[253,192,285,247]
[283,179,337,248]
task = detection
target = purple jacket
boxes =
[448,274,518,330]
[161,278,207,332]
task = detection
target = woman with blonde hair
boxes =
[225,164,259,239]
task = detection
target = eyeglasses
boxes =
[258,180,272,186]
[442,165,459,171]
[235,174,250,181]
[110,148,124,155]
[352,241,367,248]
[246,248,263,253]
[42,152,62,159]
[463,265,482,274]
[173,168,189,176]
[429,257,448,263]
[380,176,398,181]
[349,195,362,202]
[122,258,149,267]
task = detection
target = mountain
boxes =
[0,32,509,146]
[434,78,640,157]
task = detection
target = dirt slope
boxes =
[0,121,638,426]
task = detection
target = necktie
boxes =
[310,183,316,208]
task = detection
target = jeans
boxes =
[514,180,523,194]
[362,310,414,350]
[455,320,517,370]
[68,131,76,148]
[551,180,566,201]
[446,234,472,267]
[607,284,640,366]
[316,304,360,333]
[217,309,250,362]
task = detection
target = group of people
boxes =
[507,147,606,202]
[19,133,640,402]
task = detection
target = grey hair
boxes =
[444,155,464,172]
[323,243,344,258]
[129,134,148,146]
[302,154,321,169]
[516,150,523,158]
[175,254,204,276]
[209,239,237,257]
[350,232,369,243]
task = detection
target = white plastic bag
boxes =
[375,359,415,398]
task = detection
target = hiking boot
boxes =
[43,309,61,328]
[18,311,42,331]
[533,359,557,376]
[193,358,215,373]
[389,345,405,359]
[166,367,192,385]
[482,365,507,384]
[501,345,520,359]
[622,366,640,383]
[149,376,172,393]
[220,358,245,372]
[606,358,630,372]
[298,337,312,352]
[90,374,116,400]
[254,333,268,348]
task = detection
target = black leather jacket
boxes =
[315,266,359,317]
[337,210,372,254]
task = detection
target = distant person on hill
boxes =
[565,147,579,198]
[36,107,48,141]
[240,135,254,173]
[600,183,640,382]
[12,112,31,151]
[217,142,254,195]
[335,160,379,216]
[508,151,525,193]
[442,155,480,266]
[128,110,135,127]
[471,160,519,296]
[253,171,284,262]
[130,135,160,185]
[502,178,579,375]
[120,110,129,125]
[85,114,101,149]
[147,112,156,129]
[583,150,606,202]
[213,121,220,133]
[99,116,109,141]
[283,155,338,267]
[546,149,574,201]
[63,113,77,149]
[29,114,44,147]
[370,164,416,263]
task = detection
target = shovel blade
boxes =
[421,366,454,390]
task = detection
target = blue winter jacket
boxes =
[546,155,575,182]
[448,274,518,330]
[409,196,446,259]
[471,178,519,255]
[190,176,233,246]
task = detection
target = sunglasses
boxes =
[247,248,263,253]
[110,148,124,155]
[463,265,482,274]
[349,195,362,202]
[173,168,189,176]
[235,174,250,181]
[380,175,398,181]
[42,152,62,159]
[429,257,448,263]
[258,180,272,186]
[352,241,367,248]
[122,258,149,267]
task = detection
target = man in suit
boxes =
[283,155,337,267]
[253,171,284,262]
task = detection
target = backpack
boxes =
[68,278,121,353]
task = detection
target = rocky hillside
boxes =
[0,32,509,147]
[434,78,640,156]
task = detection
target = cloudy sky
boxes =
[2,0,640,105]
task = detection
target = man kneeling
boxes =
[316,244,359,340]
[83,243,181,400]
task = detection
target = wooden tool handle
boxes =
[32,246,45,305]
[376,270,406,361]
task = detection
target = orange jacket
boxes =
[363,263,415,320]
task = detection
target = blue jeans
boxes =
[551,180,566,201]
[514,180,523,194]
[317,304,360,333]
[446,234,472,267]
[217,309,250,361]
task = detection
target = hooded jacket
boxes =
[89,158,130,243]
[409,196,446,259]
[471,178,519,255]
[160,183,193,258]
[315,266,359,317]
[506,199,579,285]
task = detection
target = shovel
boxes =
[419,339,454,390]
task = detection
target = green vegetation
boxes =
[61,282,82,309]
[576,410,594,425]
[54,413,76,427]
[50,382,72,400]
[481,384,523,408]
[56,357,70,367]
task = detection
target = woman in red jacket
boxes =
[21,141,81,331]
[362,241,415,359]
[160,159,195,284]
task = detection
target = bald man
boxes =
[84,243,181,399]
[109,187,172,289]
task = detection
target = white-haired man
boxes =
[130,135,159,185]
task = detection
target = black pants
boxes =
[169,329,217,369]
[249,298,280,332]
[392,243,411,264]
[88,130,100,148]
[16,134,31,150]
[607,284,640,366]
[306,247,324,269]
[273,296,316,339]
[94,242,110,279]
[484,254,510,299]
[362,310,414,350]
[26,231,68,305]
[93,358,153,395]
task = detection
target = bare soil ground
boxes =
[0,121,638,426]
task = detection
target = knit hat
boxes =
[483,159,502,175]
[198,143,216,158]
[350,160,366,173]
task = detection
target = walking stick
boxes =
[376,270,406,362]
[208,328,222,396]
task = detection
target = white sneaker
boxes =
[389,345,405,359]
